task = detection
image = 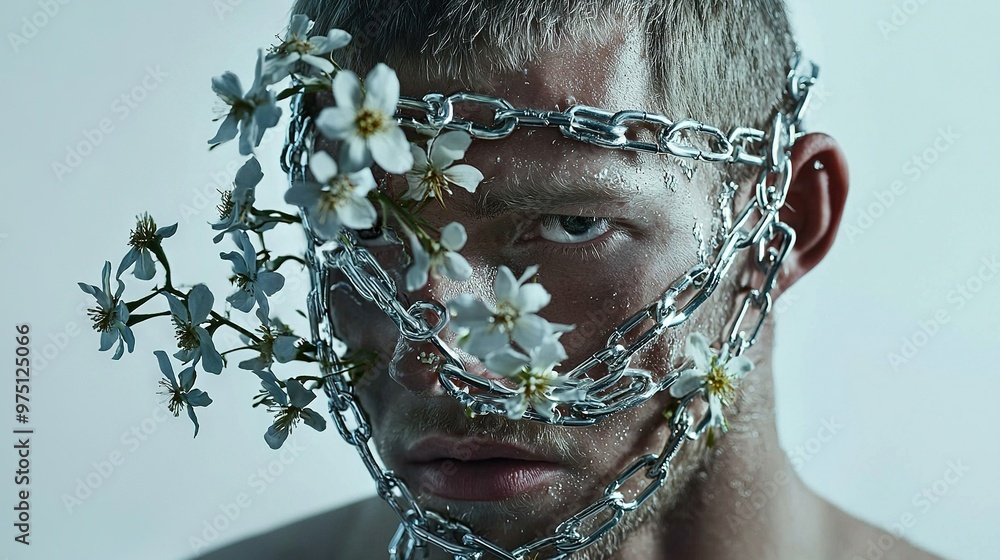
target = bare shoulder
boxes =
[190,496,399,560]
[825,503,948,560]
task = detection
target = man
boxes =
[197,1,941,558]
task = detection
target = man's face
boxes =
[324,30,737,553]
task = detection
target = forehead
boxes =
[393,31,672,204]
[397,29,653,114]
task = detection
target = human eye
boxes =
[538,215,613,244]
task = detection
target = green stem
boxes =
[126,310,171,327]
[271,254,306,271]
[251,208,301,223]
[149,243,174,291]
[221,345,255,356]
[125,287,166,313]
[207,311,261,343]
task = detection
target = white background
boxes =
[0,1,996,559]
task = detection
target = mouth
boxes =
[402,436,564,502]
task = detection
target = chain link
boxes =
[284,54,819,560]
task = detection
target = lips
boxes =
[402,436,564,501]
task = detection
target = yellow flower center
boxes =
[355,108,387,138]
[315,176,354,223]
[419,166,452,200]
[129,213,158,250]
[515,368,553,400]
[158,378,186,416]
[173,318,201,351]
[492,301,519,333]
[703,356,738,406]
[88,306,116,333]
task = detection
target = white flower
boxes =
[284,151,378,240]
[315,63,413,174]
[402,131,484,202]
[266,14,351,81]
[208,49,282,156]
[669,332,753,431]
[484,336,586,420]
[447,265,570,357]
[405,222,472,291]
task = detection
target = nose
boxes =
[388,260,508,396]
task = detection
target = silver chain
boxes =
[282,54,819,560]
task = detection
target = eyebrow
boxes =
[457,171,640,218]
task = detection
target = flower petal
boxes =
[513,283,551,314]
[234,156,263,190]
[405,236,430,291]
[529,336,567,370]
[369,127,413,174]
[153,350,177,388]
[337,196,378,230]
[493,266,518,304]
[116,248,139,280]
[447,294,493,328]
[331,69,362,111]
[255,369,287,406]
[441,252,472,282]
[439,222,467,251]
[315,106,358,140]
[725,355,754,379]
[285,378,316,408]
[133,250,156,281]
[339,136,372,172]
[284,181,322,208]
[187,388,212,407]
[363,63,400,116]
[443,164,484,193]
[273,336,299,363]
[300,408,327,431]
[187,284,216,324]
[686,332,712,372]
[457,328,508,358]
[348,168,377,197]
[669,369,703,398]
[265,424,289,449]
[178,366,197,393]
[300,53,335,74]
[211,72,244,100]
[309,150,339,183]
[256,270,285,296]
[196,328,225,374]
[512,314,552,352]
[484,347,530,377]
[430,131,472,168]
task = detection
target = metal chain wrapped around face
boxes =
[285,54,818,560]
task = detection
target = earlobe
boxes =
[755,132,849,298]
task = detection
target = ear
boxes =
[753,133,849,298]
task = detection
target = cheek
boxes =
[326,268,401,356]
[538,235,695,364]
